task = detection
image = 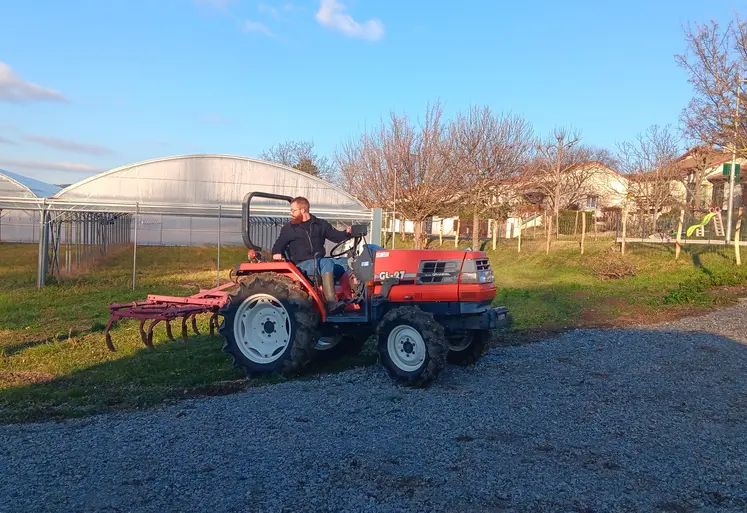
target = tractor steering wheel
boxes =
[329,236,360,258]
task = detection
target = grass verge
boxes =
[1,239,746,424]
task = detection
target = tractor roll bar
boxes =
[241,191,293,251]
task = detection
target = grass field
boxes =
[1,239,746,424]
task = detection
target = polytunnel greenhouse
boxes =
[0,169,61,243]
[0,155,380,287]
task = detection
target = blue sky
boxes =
[0,0,742,185]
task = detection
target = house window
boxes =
[712,183,725,208]
[586,196,599,210]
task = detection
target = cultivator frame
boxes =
[104,281,236,350]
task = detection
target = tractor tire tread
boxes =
[218,272,320,379]
[376,306,448,388]
[447,330,490,366]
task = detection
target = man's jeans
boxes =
[296,257,349,279]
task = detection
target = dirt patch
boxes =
[0,370,56,386]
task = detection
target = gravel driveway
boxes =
[3,303,747,512]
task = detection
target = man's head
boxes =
[290,196,311,224]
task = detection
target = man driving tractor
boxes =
[271,196,352,313]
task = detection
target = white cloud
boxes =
[315,0,383,41]
[0,158,104,174]
[0,62,66,103]
[258,2,280,18]
[23,135,113,155]
[243,20,274,36]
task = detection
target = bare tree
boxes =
[673,144,721,212]
[675,18,747,154]
[334,102,459,249]
[259,140,333,179]
[521,127,600,251]
[448,106,533,249]
[617,125,683,233]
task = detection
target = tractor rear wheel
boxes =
[218,273,319,378]
[447,330,489,366]
[376,306,448,387]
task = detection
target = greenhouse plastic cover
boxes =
[52,155,368,216]
[0,169,61,198]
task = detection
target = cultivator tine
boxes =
[146,319,160,348]
[209,312,218,336]
[139,319,149,348]
[181,316,189,343]
[105,316,117,352]
[191,313,201,335]
[166,320,175,341]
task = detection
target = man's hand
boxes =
[272,253,283,261]
[346,226,352,234]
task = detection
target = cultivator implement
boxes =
[104,282,236,350]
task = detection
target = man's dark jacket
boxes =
[272,214,349,264]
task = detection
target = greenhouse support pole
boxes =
[132,203,139,290]
[36,200,48,289]
[370,208,383,246]
[217,204,221,287]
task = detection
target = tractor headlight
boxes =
[459,259,494,284]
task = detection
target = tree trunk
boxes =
[414,220,423,250]
[574,210,579,235]
[545,212,552,254]
[439,219,443,246]
[455,218,461,247]
[472,208,480,250]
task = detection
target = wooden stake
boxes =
[621,207,628,255]
[581,211,586,254]
[675,208,685,260]
[492,218,498,250]
[735,207,743,266]
[517,218,522,253]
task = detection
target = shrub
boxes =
[586,248,638,280]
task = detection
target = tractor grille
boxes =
[416,260,460,284]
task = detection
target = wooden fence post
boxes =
[581,211,586,254]
[621,207,628,256]
[675,208,685,260]
[735,207,743,266]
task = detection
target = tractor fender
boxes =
[233,262,328,322]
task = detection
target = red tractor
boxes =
[105,192,512,387]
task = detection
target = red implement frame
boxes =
[104,261,330,351]
[105,281,235,351]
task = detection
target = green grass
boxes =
[1,238,746,424]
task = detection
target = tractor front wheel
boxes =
[447,330,490,366]
[219,273,319,378]
[376,306,448,387]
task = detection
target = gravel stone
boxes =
[3,303,747,512]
